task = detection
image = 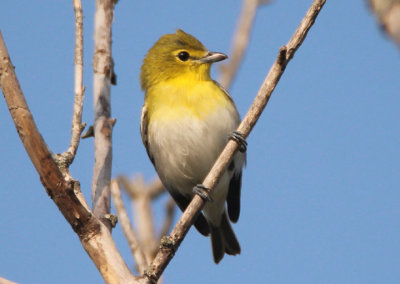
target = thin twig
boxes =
[147,178,165,200]
[120,175,165,200]
[118,175,169,259]
[129,176,157,263]
[118,175,158,261]
[219,0,271,90]
[118,175,140,198]
[0,31,137,284]
[66,0,86,160]
[111,180,148,273]
[54,0,87,210]
[141,0,326,282]
[92,0,116,229]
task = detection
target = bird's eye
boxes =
[177,51,190,61]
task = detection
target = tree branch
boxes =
[141,0,327,282]
[0,30,137,284]
[147,178,165,200]
[65,0,86,161]
[111,180,148,274]
[127,176,158,263]
[92,0,117,229]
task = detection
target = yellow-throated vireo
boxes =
[140,29,246,263]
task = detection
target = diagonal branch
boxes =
[141,0,327,282]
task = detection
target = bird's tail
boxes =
[210,211,241,264]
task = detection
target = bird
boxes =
[140,29,245,263]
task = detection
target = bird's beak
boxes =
[199,51,228,63]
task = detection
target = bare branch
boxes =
[111,180,148,273]
[119,175,142,198]
[119,175,165,200]
[54,0,87,188]
[141,0,327,282]
[92,0,117,229]
[118,175,169,261]
[219,0,271,90]
[129,176,157,263]
[66,0,86,160]
[147,178,165,200]
[0,31,137,284]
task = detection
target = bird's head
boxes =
[140,29,227,90]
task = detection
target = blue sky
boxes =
[1,0,399,283]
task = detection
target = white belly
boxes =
[148,105,242,210]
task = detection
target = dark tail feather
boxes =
[210,225,224,264]
[210,212,241,264]
[220,212,241,255]
[194,213,210,236]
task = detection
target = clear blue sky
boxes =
[1,1,399,283]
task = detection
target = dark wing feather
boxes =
[227,171,242,223]
[168,189,210,236]
[140,105,155,165]
[214,81,243,223]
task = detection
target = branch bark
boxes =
[0,30,137,284]
[141,0,327,282]
[66,0,86,160]
[92,0,116,229]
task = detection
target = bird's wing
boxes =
[227,166,242,223]
[140,104,155,165]
[168,188,210,236]
[213,80,243,223]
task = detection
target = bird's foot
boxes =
[193,184,213,202]
[229,131,247,152]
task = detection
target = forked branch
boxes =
[0,30,137,284]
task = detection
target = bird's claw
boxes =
[193,184,213,202]
[229,131,247,152]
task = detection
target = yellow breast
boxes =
[145,73,233,123]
